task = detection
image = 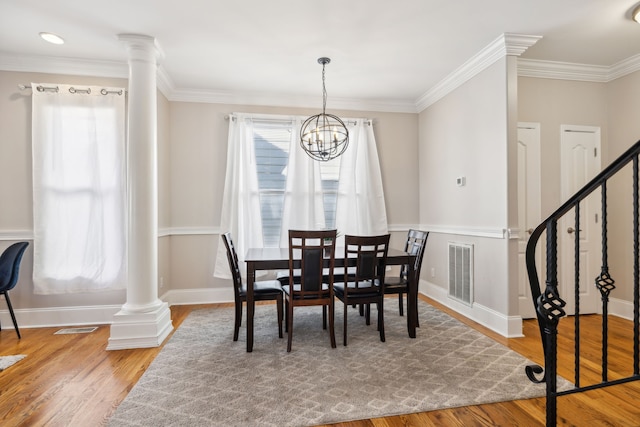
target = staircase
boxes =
[525,139,640,427]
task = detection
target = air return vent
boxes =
[448,242,473,306]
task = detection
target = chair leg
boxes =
[378,300,385,342]
[3,292,21,339]
[286,301,294,352]
[233,300,242,341]
[284,300,289,332]
[276,295,283,338]
[343,302,348,346]
[398,292,404,316]
[365,304,371,325]
[328,302,336,348]
[322,305,327,330]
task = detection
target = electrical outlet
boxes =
[159,276,164,288]
[430,267,435,278]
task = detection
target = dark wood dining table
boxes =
[244,247,418,352]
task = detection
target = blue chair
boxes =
[0,242,29,339]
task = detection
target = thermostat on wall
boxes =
[456,176,466,186]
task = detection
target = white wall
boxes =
[418,58,518,336]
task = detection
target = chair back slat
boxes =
[344,234,390,295]
[221,232,243,297]
[289,230,336,299]
[400,229,429,282]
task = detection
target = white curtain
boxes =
[278,117,326,246]
[31,83,126,294]
[213,113,264,279]
[214,114,388,278]
[334,119,389,238]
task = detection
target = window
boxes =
[214,112,388,280]
[253,121,340,247]
[31,84,126,294]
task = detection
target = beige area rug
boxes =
[0,354,25,372]
[108,300,567,426]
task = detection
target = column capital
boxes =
[118,34,164,64]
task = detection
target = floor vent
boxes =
[448,242,473,306]
[54,327,98,335]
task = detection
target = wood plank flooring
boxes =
[1,296,639,426]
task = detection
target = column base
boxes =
[106,301,173,350]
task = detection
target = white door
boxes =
[517,123,541,319]
[560,125,602,314]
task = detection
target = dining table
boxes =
[243,246,418,352]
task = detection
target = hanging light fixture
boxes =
[300,57,349,161]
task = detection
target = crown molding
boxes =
[517,58,610,82]
[0,52,129,79]
[518,53,640,83]
[3,43,640,114]
[165,86,418,113]
[415,33,542,112]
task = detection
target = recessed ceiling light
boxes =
[39,32,64,45]
[634,5,640,23]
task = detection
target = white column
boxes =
[107,34,173,350]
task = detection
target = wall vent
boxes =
[448,242,474,306]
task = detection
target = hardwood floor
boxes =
[1,296,639,426]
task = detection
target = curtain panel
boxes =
[31,83,127,294]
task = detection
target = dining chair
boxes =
[334,234,390,346]
[221,233,283,341]
[0,241,29,339]
[384,229,429,325]
[283,229,337,352]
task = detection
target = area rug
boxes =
[108,301,567,427]
[0,355,25,372]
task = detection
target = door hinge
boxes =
[594,147,597,157]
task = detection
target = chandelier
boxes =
[300,57,349,161]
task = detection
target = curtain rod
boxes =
[18,84,124,95]
[225,114,364,126]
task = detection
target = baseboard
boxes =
[0,304,122,329]
[160,288,234,305]
[609,297,635,321]
[2,284,525,336]
[420,280,524,338]
[0,289,232,329]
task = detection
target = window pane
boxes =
[253,120,341,246]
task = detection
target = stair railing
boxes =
[525,139,640,427]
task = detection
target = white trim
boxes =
[518,58,609,82]
[420,224,507,239]
[161,288,234,305]
[609,297,636,321]
[0,304,122,329]
[421,280,524,338]
[0,231,33,240]
[415,33,541,111]
[5,39,639,115]
[518,54,640,83]
[4,224,418,240]
[107,303,173,350]
[0,52,128,79]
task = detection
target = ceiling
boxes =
[2,0,640,112]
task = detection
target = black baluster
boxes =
[595,181,615,383]
[634,156,640,376]
[538,220,567,427]
[574,203,581,388]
